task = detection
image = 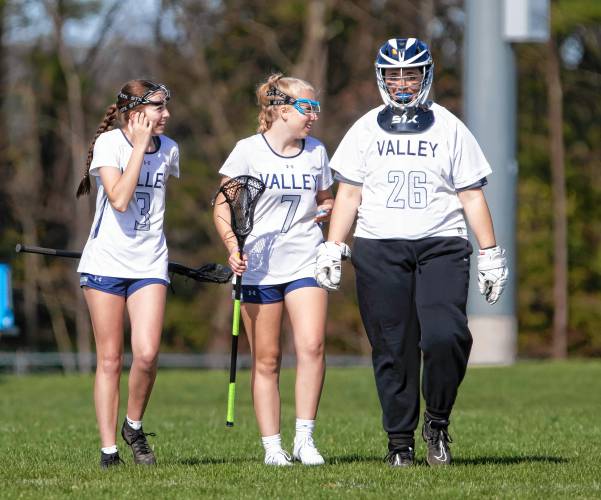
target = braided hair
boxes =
[76,80,164,197]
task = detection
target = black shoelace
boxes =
[102,453,124,466]
[130,431,156,455]
[427,426,453,447]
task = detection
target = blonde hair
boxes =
[255,73,315,133]
[76,79,162,198]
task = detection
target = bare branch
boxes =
[81,0,123,73]
[245,19,293,70]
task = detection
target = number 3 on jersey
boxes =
[387,170,428,209]
[135,191,151,231]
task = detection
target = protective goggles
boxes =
[266,87,320,115]
[117,83,171,113]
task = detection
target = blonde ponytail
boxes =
[255,73,315,133]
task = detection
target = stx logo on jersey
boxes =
[391,114,417,125]
[377,139,438,158]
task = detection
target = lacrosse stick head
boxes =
[217,175,266,249]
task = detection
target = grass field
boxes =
[1,361,600,499]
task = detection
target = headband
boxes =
[117,82,171,113]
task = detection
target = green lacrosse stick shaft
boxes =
[226,251,243,427]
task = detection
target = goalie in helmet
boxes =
[315,38,508,467]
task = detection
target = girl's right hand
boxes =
[128,111,153,150]
[228,247,248,276]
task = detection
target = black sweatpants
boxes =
[352,236,473,444]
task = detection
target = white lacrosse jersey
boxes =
[330,103,492,240]
[78,129,179,280]
[219,134,333,285]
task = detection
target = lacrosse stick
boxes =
[14,244,233,284]
[215,175,266,427]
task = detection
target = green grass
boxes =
[1,361,600,499]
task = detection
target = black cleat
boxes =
[100,451,124,469]
[385,447,414,467]
[121,420,157,465]
[422,416,453,466]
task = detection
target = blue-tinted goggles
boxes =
[293,98,320,115]
[266,87,320,115]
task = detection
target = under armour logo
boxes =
[392,114,418,125]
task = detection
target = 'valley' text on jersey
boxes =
[330,103,492,240]
[219,134,333,285]
[78,129,179,280]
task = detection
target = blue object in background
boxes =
[0,263,16,333]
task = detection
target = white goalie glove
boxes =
[315,241,351,292]
[477,246,508,305]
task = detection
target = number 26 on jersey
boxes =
[386,170,428,209]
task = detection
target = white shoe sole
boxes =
[292,453,325,466]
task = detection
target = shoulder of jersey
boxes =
[159,134,178,150]
[235,133,262,150]
[304,135,326,150]
[360,105,386,123]
[94,128,125,148]
[101,128,124,141]
[355,105,387,133]
[429,102,459,125]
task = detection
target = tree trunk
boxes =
[8,84,43,347]
[546,37,568,359]
[293,0,331,91]
[46,1,93,371]
[39,268,76,373]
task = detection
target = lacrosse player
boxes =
[76,80,178,468]
[315,38,508,467]
[214,74,334,466]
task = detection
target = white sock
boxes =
[261,433,283,453]
[101,445,118,454]
[126,415,142,430]
[295,418,316,441]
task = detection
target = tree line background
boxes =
[0,0,599,370]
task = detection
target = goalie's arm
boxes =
[327,182,362,243]
[457,188,496,249]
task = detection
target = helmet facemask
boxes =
[376,64,433,111]
[375,38,434,112]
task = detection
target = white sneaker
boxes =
[293,436,325,466]
[264,449,293,466]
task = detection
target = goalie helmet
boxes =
[375,38,434,111]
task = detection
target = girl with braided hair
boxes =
[76,80,178,468]
[214,73,334,466]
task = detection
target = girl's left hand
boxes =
[314,205,332,223]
